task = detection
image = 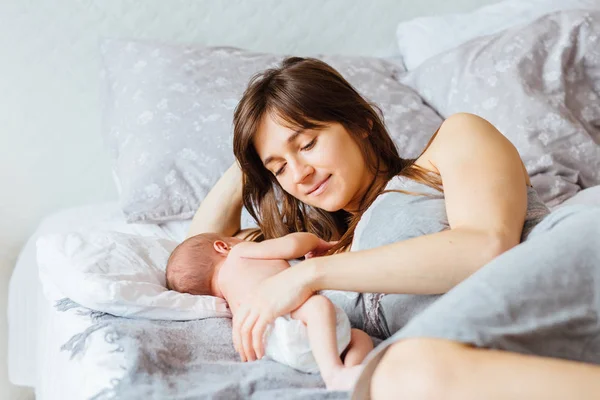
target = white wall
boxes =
[0,0,500,397]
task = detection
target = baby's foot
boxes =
[325,365,365,391]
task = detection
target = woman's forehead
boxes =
[259,112,297,137]
[254,113,299,153]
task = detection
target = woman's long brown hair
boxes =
[233,57,442,253]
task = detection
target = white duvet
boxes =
[7,202,194,393]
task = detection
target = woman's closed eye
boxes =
[274,138,317,176]
[301,138,317,151]
[275,164,286,176]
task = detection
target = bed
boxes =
[10,189,600,399]
[5,0,600,399]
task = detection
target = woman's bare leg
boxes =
[371,338,600,400]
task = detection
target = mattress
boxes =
[7,202,189,393]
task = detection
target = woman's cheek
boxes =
[311,143,330,166]
[284,178,306,201]
[280,181,295,197]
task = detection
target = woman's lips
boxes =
[308,175,331,196]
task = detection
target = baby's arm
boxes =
[232,232,326,260]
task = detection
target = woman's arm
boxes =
[309,112,529,294]
[232,113,531,360]
[309,227,500,294]
[186,162,255,239]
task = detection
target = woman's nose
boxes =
[291,161,313,184]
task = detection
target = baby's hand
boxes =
[304,238,338,259]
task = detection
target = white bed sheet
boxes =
[7,202,189,395]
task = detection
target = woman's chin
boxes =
[311,198,345,213]
[302,190,347,212]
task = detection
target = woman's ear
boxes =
[213,240,230,254]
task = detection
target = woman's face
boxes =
[253,113,373,213]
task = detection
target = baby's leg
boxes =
[344,329,373,367]
[291,295,347,388]
[318,328,375,391]
[292,296,371,390]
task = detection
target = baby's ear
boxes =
[213,240,230,254]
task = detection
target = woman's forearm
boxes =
[309,227,506,295]
[186,162,244,238]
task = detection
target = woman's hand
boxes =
[232,260,318,362]
[304,239,338,259]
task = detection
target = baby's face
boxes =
[227,236,244,247]
[211,236,244,297]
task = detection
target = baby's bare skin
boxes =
[215,232,330,314]
[212,232,373,390]
[218,247,289,315]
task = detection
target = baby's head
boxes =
[165,233,239,298]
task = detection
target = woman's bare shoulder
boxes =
[414,113,531,186]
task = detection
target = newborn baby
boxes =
[166,231,373,390]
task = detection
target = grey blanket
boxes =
[57,299,348,400]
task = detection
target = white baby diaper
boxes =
[264,302,351,373]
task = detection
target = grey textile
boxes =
[351,201,600,398]
[323,175,551,339]
[401,10,600,207]
[57,299,349,400]
[100,38,442,224]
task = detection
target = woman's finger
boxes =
[241,311,259,362]
[251,316,270,360]
[231,308,243,355]
[232,305,250,357]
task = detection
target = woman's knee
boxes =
[370,338,468,400]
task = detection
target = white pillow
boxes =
[36,230,231,320]
[396,0,600,70]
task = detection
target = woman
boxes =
[187,57,600,399]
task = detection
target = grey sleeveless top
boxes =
[353,175,550,251]
[323,175,551,339]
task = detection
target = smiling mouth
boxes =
[307,175,331,196]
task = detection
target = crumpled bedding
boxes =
[55,298,347,400]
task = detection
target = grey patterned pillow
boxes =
[400,10,600,207]
[100,38,443,223]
